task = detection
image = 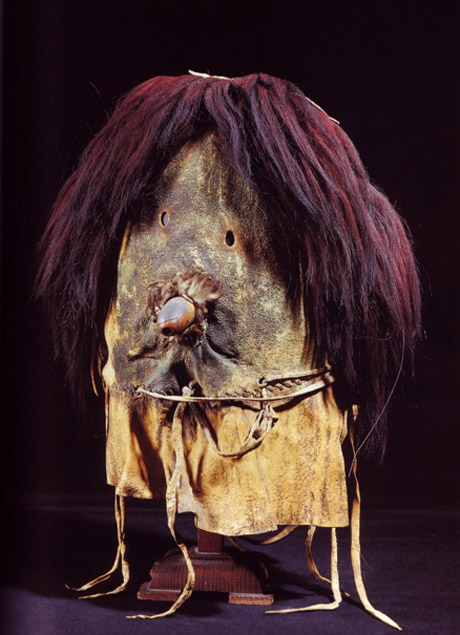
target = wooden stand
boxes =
[137,529,274,605]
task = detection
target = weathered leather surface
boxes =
[104,386,348,534]
[103,133,349,534]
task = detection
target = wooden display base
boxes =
[138,529,274,606]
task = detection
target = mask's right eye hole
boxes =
[225,230,235,247]
[160,211,169,227]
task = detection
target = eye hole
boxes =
[160,211,169,227]
[225,230,235,247]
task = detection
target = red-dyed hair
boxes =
[36,73,421,457]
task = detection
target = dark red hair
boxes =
[36,73,421,457]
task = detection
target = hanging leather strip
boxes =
[67,491,130,599]
[128,401,196,619]
[349,424,402,631]
[266,527,342,614]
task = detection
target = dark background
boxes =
[2,1,459,633]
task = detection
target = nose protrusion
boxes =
[157,296,196,336]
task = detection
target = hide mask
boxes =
[37,71,421,629]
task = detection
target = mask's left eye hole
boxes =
[160,211,169,227]
[225,230,235,247]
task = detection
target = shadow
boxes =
[3,498,342,612]
[3,499,173,597]
[3,498,459,634]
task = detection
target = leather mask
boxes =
[37,73,419,630]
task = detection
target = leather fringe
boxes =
[66,491,130,599]
[128,401,196,619]
[69,402,402,630]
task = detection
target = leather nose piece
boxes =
[157,296,196,336]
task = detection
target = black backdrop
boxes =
[2,1,459,633]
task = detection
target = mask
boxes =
[37,72,420,630]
